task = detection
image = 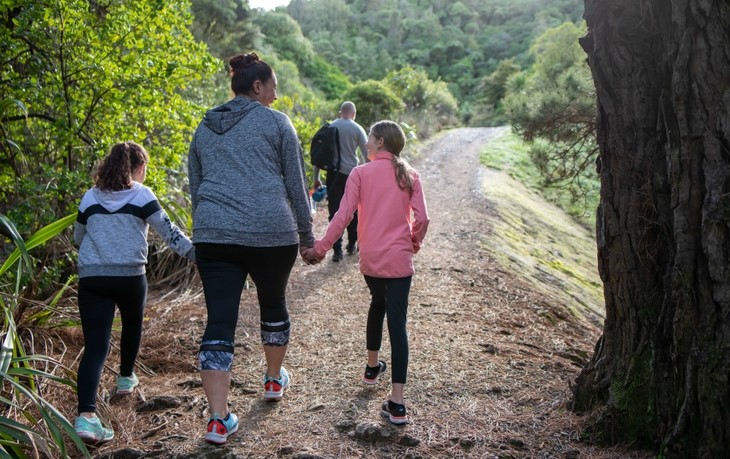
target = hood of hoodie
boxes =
[92,182,145,213]
[202,96,261,134]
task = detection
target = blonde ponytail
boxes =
[369,121,413,193]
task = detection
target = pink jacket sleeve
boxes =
[410,173,430,252]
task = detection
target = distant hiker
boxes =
[305,120,430,425]
[312,101,369,261]
[188,52,317,445]
[73,141,195,443]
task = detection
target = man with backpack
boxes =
[312,101,369,261]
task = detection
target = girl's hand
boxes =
[412,237,421,254]
[299,246,322,265]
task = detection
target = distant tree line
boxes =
[284,0,584,122]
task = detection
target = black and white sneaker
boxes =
[363,360,387,385]
[381,400,408,425]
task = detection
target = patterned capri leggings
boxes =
[195,243,298,371]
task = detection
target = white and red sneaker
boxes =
[263,366,290,401]
[204,412,239,445]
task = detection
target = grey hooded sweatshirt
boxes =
[188,96,313,247]
[74,182,195,278]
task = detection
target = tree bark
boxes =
[573,0,730,456]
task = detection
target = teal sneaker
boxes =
[116,372,139,395]
[204,411,239,445]
[263,366,290,401]
[74,415,114,444]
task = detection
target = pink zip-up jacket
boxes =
[314,151,430,278]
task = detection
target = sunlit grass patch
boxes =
[478,132,604,324]
[480,129,598,228]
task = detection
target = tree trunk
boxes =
[572,0,730,457]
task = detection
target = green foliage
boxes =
[530,21,587,81]
[189,0,258,60]
[0,0,217,235]
[286,0,584,118]
[187,0,260,106]
[341,80,405,132]
[470,59,521,126]
[0,213,88,458]
[384,66,459,138]
[254,11,351,100]
[303,57,352,100]
[503,21,598,226]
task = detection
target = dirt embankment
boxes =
[61,127,652,459]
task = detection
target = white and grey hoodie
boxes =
[74,182,195,278]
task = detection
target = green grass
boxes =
[480,129,599,229]
[479,129,604,323]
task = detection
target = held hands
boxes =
[299,245,324,265]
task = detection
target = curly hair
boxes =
[95,141,148,191]
[369,121,414,193]
[229,52,274,96]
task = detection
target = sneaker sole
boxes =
[380,410,408,425]
[115,387,136,395]
[204,424,238,444]
[264,389,285,400]
[76,431,113,444]
[362,376,380,385]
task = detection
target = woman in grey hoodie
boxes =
[74,141,195,444]
[188,52,316,445]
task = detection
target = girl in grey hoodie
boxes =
[73,141,194,444]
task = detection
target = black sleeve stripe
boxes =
[76,210,87,225]
[140,200,163,219]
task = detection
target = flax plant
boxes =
[0,213,89,458]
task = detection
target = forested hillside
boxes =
[283,0,583,114]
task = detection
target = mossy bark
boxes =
[572,0,730,457]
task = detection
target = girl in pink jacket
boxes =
[313,120,430,424]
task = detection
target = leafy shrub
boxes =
[341,81,405,132]
[384,67,459,138]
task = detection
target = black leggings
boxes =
[364,275,412,384]
[195,243,298,345]
[77,275,147,414]
[326,171,357,251]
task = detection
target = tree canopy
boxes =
[0,0,216,231]
[285,0,584,118]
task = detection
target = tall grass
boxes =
[0,213,89,458]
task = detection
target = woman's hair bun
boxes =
[229,52,260,71]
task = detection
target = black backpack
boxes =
[310,123,341,172]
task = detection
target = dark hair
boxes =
[369,121,414,193]
[95,141,148,191]
[229,52,273,95]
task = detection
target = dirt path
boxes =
[76,128,651,458]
